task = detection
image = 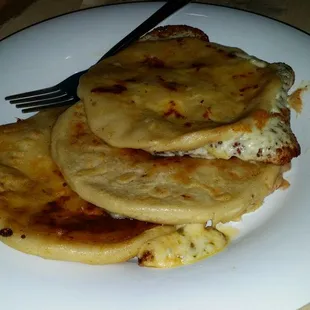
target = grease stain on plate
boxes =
[289,82,310,114]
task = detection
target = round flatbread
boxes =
[51,102,284,225]
[78,25,299,165]
[0,109,173,264]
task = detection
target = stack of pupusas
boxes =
[0,26,300,268]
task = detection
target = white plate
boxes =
[0,2,309,310]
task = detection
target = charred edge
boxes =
[227,52,237,59]
[0,228,13,237]
[142,25,209,42]
[138,250,154,265]
[275,143,301,165]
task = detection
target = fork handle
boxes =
[98,0,191,61]
[76,1,191,80]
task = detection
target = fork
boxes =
[5,0,191,113]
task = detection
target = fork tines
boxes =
[6,86,76,113]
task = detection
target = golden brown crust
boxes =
[28,196,158,244]
[80,25,299,165]
[275,139,301,165]
[0,110,174,264]
[52,102,284,225]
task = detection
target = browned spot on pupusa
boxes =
[157,76,184,91]
[32,199,157,243]
[192,62,205,72]
[232,72,255,79]
[91,84,127,94]
[138,250,154,265]
[203,108,211,119]
[119,148,152,164]
[164,101,185,119]
[0,228,13,237]
[152,156,182,168]
[124,78,137,82]
[53,170,63,178]
[227,52,237,58]
[177,38,185,45]
[70,121,88,144]
[143,56,165,68]
[239,84,259,93]
[172,161,202,185]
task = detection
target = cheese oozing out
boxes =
[137,224,227,268]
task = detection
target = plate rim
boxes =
[0,1,309,309]
[1,0,309,44]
